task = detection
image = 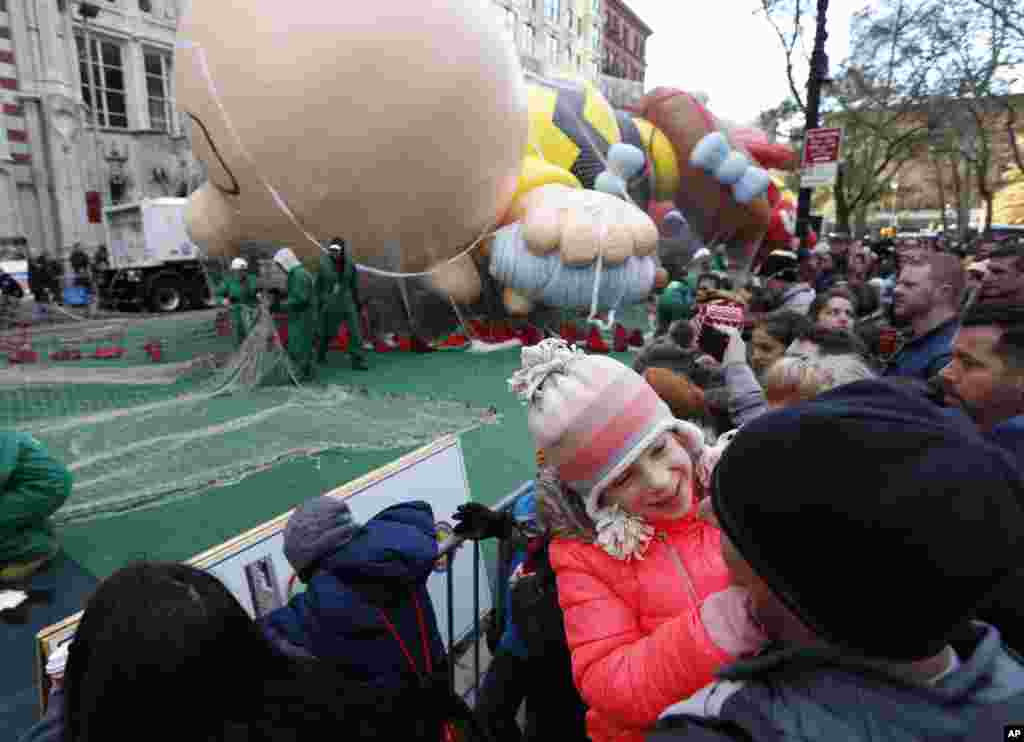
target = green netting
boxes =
[0,307,496,525]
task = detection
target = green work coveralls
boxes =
[315,250,364,364]
[0,432,72,566]
[216,273,259,348]
[282,263,318,380]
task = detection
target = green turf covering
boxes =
[9,314,643,581]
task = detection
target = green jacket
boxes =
[657,281,695,328]
[0,432,72,562]
[284,265,316,315]
[315,251,360,313]
[216,274,259,307]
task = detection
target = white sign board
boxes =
[35,435,491,711]
[800,162,839,189]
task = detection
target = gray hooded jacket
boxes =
[649,623,1024,742]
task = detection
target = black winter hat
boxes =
[758,250,799,282]
[712,379,1024,662]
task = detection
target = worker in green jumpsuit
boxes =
[272,247,318,381]
[316,237,368,371]
[216,257,260,348]
[0,432,72,583]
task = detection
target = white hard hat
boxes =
[230,258,248,270]
[273,248,300,272]
[693,247,711,262]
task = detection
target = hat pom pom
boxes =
[594,504,654,561]
[508,338,585,403]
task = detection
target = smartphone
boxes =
[697,324,730,363]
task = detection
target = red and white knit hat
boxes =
[695,302,745,334]
[509,339,704,520]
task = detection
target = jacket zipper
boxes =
[657,531,698,604]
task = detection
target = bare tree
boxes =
[924,0,1023,232]
[820,0,942,233]
[758,0,814,117]
[962,0,1024,171]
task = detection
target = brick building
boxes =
[817,95,1024,233]
[601,0,651,84]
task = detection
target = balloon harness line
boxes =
[179,38,721,346]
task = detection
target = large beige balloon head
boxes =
[176,0,528,302]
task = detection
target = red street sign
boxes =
[86,191,102,224]
[802,127,843,167]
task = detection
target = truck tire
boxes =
[149,273,185,313]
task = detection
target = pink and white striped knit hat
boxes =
[509,339,704,520]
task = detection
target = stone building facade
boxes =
[0,0,198,260]
[491,0,604,82]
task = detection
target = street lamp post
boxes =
[796,0,830,252]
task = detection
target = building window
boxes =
[544,0,559,23]
[576,54,582,70]
[565,44,573,66]
[523,23,535,56]
[577,17,583,35]
[592,0,600,13]
[592,22,600,51]
[76,35,128,129]
[566,7,574,30]
[144,48,174,133]
[548,33,558,63]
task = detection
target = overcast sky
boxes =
[627,0,868,125]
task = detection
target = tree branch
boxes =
[761,0,808,113]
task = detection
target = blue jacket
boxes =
[259,500,446,690]
[883,317,959,381]
[986,415,1024,468]
[17,690,63,742]
[650,623,1024,742]
[495,486,540,659]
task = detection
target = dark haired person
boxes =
[979,244,1024,307]
[722,322,867,429]
[884,252,964,380]
[19,562,433,742]
[651,382,1024,742]
[757,251,815,316]
[808,287,858,333]
[940,303,1024,463]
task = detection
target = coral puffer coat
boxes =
[551,510,733,742]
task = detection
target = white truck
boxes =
[100,197,213,312]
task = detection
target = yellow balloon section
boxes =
[994,169,1024,226]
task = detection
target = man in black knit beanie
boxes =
[651,379,1024,742]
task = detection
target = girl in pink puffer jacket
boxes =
[510,340,765,742]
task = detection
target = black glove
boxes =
[453,503,518,541]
